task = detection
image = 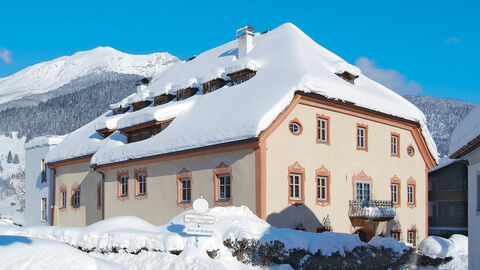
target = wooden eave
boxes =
[47,154,93,169]
[93,138,259,170]
[119,118,174,134]
[96,127,116,134]
[226,69,256,78]
[450,134,480,159]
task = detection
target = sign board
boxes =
[193,197,209,213]
[185,226,214,236]
[184,214,215,224]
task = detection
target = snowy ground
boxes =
[0,206,468,269]
[0,134,26,225]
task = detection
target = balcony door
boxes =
[354,180,371,202]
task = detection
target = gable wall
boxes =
[265,99,428,242]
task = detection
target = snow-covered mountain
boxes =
[0,47,179,110]
[404,95,475,157]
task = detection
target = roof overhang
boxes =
[449,134,480,159]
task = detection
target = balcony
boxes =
[348,200,396,222]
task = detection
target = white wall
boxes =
[25,145,55,226]
[465,148,480,270]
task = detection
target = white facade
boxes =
[25,136,64,226]
[464,148,480,270]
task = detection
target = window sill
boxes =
[316,199,330,206]
[214,199,232,206]
[135,193,148,200]
[177,201,192,208]
[117,195,129,201]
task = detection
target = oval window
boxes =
[407,146,415,156]
[289,122,301,135]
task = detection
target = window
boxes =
[117,171,129,199]
[289,119,302,135]
[391,133,399,157]
[213,163,233,206]
[72,187,80,208]
[407,146,415,156]
[356,124,368,151]
[60,189,67,209]
[408,184,415,206]
[355,181,371,201]
[180,178,191,202]
[317,176,328,201]
[177,88,198,101]
[288,162,305,204]
[391,231,400,241]
[391,183,399,204]
[317,116,329,144]
[290,173,302,200]
[41,198,47,221]
[336,71,358,84]
[218,174,231,201]
[41,159,47,183]
[227,69,256,86]
[203,79,227,94]
[125,119,173,143]
[407,230,416,246]
[137,174,146,195]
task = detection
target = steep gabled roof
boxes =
[45,23,438,166]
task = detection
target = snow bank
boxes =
[0,206,362,256]
[419,234,468,259]
[368,236,409,254]
[24,135,65,150]
[449,103,480,156]
[0,235,124,270]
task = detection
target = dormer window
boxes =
[227,69,256,86]
[177,87,198,101]
[112,106,130,115]
[131,100,152,112]
[97,128,116,138]
[336,71,358,84]
[203,78,227,94]
[153,94,175,106]
[120,119,174,143]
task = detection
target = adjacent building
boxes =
[449,103,480,270]
[24,136,64,226]
[45,23,438,244]
[428,158,468,238]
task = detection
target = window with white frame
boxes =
[180,178,191,202]
[408,184,415,205]
[137,173,146,195]
[391,231,400,241]
[391,135,399,156]
[72,188,80,208]
[408,230,416,246]
[357,126,366,149]
[354,181,371,201]
[391,183,399,204]
[120,175,128,197]
[217,174,231,201]
[41,198,47,221]
[290,173,302,200]
[41,159,47,183]
[317,176,328,201]
[317,118,328,143]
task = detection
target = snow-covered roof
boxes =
[45,23,438,166]
[428,157,464,173]
[24,135,65,150]
[449,103,480,157]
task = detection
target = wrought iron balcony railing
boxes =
[348,200,396,222]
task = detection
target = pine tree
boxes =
[7,151,13,163]
[13,154,20,164]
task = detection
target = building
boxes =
[45,23,437,244]
[449,103,480,270]
[24,136,64,226]
[428,158,468,238]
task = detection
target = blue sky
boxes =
[0,0,478,103]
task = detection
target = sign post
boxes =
[183,196,215,246]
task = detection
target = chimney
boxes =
[135,78,149,93]
[236,25,254,58]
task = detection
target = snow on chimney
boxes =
[135,78,149,93]
[236,25,254,58]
